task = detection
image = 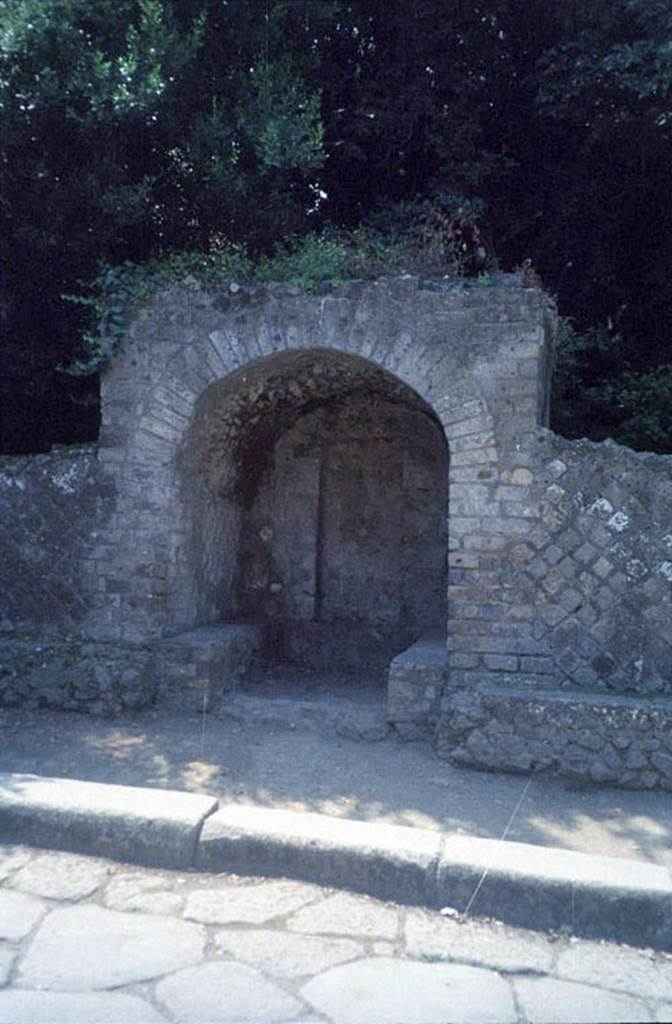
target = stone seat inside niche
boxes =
[150,618,447,718]
[150,623,267,711]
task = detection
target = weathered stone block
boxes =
[387,637,446,735]
[152,624,268,711]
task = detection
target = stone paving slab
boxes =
[155,962,305,1023]
[17,904,206,990]
[0,890,46,940]
[302,958,518,1024]
[103,872,185,914]
[512,976,653,1023]
[214,928,362,978]
[1,844,671,1023]
[0,990,167,1023]
[184,878,321,926]
[8,851,110,900]
[404,905,555,975]
[555,939,672,1002]
[287,889,400,940]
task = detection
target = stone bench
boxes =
[152,623,267,712]
[386,636,447,739]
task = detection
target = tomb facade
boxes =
[1,274,670,787]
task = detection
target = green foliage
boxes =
[61,227,419,373]
[64,242,253,375]
[255,233,350,291]
[552,315,672,453]
[344,228,413,278]
[537,0,672,129]
[362,193,491,277]
[254,225,437,291]
[244,60,325,173]
[65,219,487,374]
[2,0,672,453]
[63,261,165,377]
[553,315,622,389]
[592,366,672,452]
[552,315,624,437]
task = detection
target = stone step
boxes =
[218,686,391,742]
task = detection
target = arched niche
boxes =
[178,348,449,671]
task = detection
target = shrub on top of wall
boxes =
[63,205,497,379]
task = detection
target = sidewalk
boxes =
[2,843,672,1024]
[1,687,672,870]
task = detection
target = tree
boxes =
[0,0,329,449]
[1,0,671,452]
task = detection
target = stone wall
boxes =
[439,432,672,787]
[442,431,672,698]
[437,689,672,790]
[1,273,671,790]
[0,447,115,633]
[531,432,672,696]
[0,447,156,714]
[0,635,155,714]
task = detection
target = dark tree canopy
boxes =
[1,0,671,452]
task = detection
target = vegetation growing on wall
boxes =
[64,208,489,376]
[1,0,671,452]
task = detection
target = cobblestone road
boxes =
[1,844,672,1023]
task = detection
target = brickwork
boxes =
[1,273,671,789]
[87,275,553,654]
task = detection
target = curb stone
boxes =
[2,771,671,948]
[436,833,672,950]
[196,804,441,905]
[0,772,218,869]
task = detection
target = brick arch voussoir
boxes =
[131,300,497,465]
[434,377,499,481]
[126,352,217,466]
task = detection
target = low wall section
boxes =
[440,432,672,787]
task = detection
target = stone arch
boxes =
[97,281,514,673]
[76,277,559,722]
[126,289,495,470]
[103,284,497,647]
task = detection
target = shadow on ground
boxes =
[2,668,671,869]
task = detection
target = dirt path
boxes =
[2,671,671,869]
